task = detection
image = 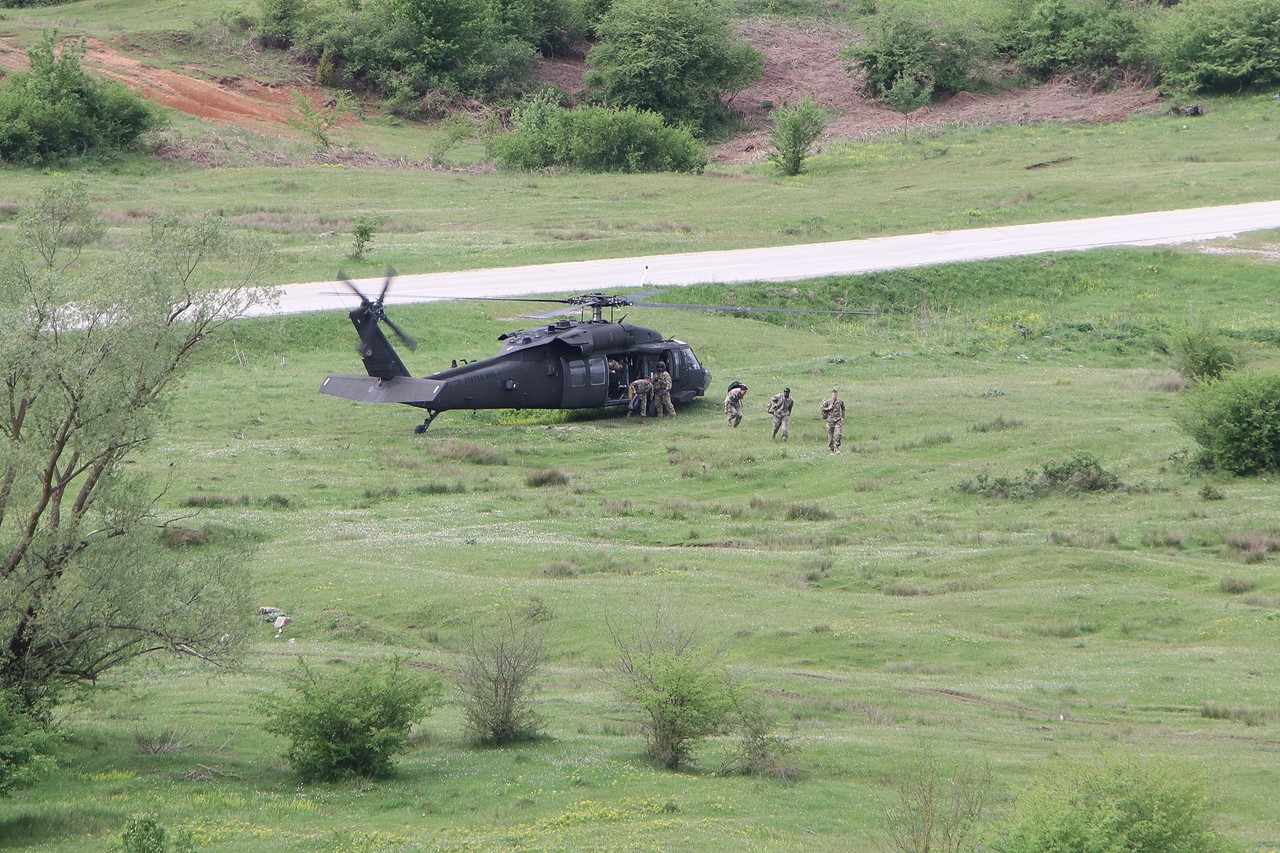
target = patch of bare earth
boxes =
[2,20,1165,168]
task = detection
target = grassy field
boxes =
[2,246,1280,851]
[1,1,1279,849]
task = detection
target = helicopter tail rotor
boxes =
[338,267,419,352]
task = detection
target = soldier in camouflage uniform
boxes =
[723,382,748,427]
[652,361,676,417]
[767,387,793,441]
[628,376,653,418]
[820,388,845,454]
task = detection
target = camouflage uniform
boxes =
[628,377,653,417]
[820,390,845,453]
[652,364,675,417]
[767,388,793,441]
[724,385,747,427]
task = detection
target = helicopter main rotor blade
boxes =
[628,300,877,316]
[382,316,419,351]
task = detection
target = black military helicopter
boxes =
[319,269,870,433]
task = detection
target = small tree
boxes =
[606,613,735,769]
[766,97,827,176]
[585,0,764,130]
[993,753,1238,853]
[878,747,992,853]
[842,12,985,101]
[455,609,549,744]
[0,690,56,797]
[289,90,354,151]
[351,213,380,260]
[265,657,441,781]
[883,71,932,140]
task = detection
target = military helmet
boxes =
[656,361,667,371]
[783,387,790,393]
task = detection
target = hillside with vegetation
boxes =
[1,1,1280,852]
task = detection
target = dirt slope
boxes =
[0,23,1164,165]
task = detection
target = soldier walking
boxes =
[820,388,845,454]
[652,361,676,417]
[767,387,793,441]
[724,382,748,427]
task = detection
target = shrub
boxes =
[584,0,764,129]
[1178,371,1280,474]
[878,747,992,853]
[113,814,195,853]
[491,96,707,172]
[997,0,1143,81]
[0,692,56,797]
[264,657,440,781]
[454,611,549,744]
[958,453,1126,498]
[992,754,1238,853]
[1167,322,1240,382]
[0,32,157,165]
[841,12,987,101]
[1154,0,1280,94]
[606,614,736,769]
[767,97,827,176]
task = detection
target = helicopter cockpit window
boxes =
[568,360,587,388]
[681,347,702,372]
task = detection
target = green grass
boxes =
[3,248,1280,851]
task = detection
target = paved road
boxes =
[253,200,1280,316]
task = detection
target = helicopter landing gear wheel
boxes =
[414,410,441,434]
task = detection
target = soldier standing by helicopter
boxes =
[652,361,676,417]
[820,388,845,454]
[724,381,748,427]
[767,387,793,441]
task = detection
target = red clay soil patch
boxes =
[0,35,319,132]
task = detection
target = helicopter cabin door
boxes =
[562,356,609,408]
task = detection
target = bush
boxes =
[767,97,827,176]
[841,12,987,101]
[997,0,1143,81]
[0,692,56,797]
[455,611,549,744]
[491,96,707,172]
[1167,322,1241,382]
[264,657,440,781]
[993,754,1238,853]
[0,32,157,165]
[878,748,992,853]
[1154,0,1280,94]
[584,0,764,130]
[114,814,195,853]
[958,453,1126,498]
[606,615,736,769]
[1178,371,1280,474]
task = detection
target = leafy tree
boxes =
[1178,371,1280,475]
[766,97,827,176]
[265,657,441,781]
[454,609,549,744]
[585,0,764,130]
[1154,0,1280,93]
[0,31,157,165]
[842,13,986,101]
[993,753,1238,853]
[606,613,736,769]
[289,90,355,151]
[0,180,272,711]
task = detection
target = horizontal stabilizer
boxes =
[319,374,443,405]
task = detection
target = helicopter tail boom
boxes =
[319,374,445,406]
